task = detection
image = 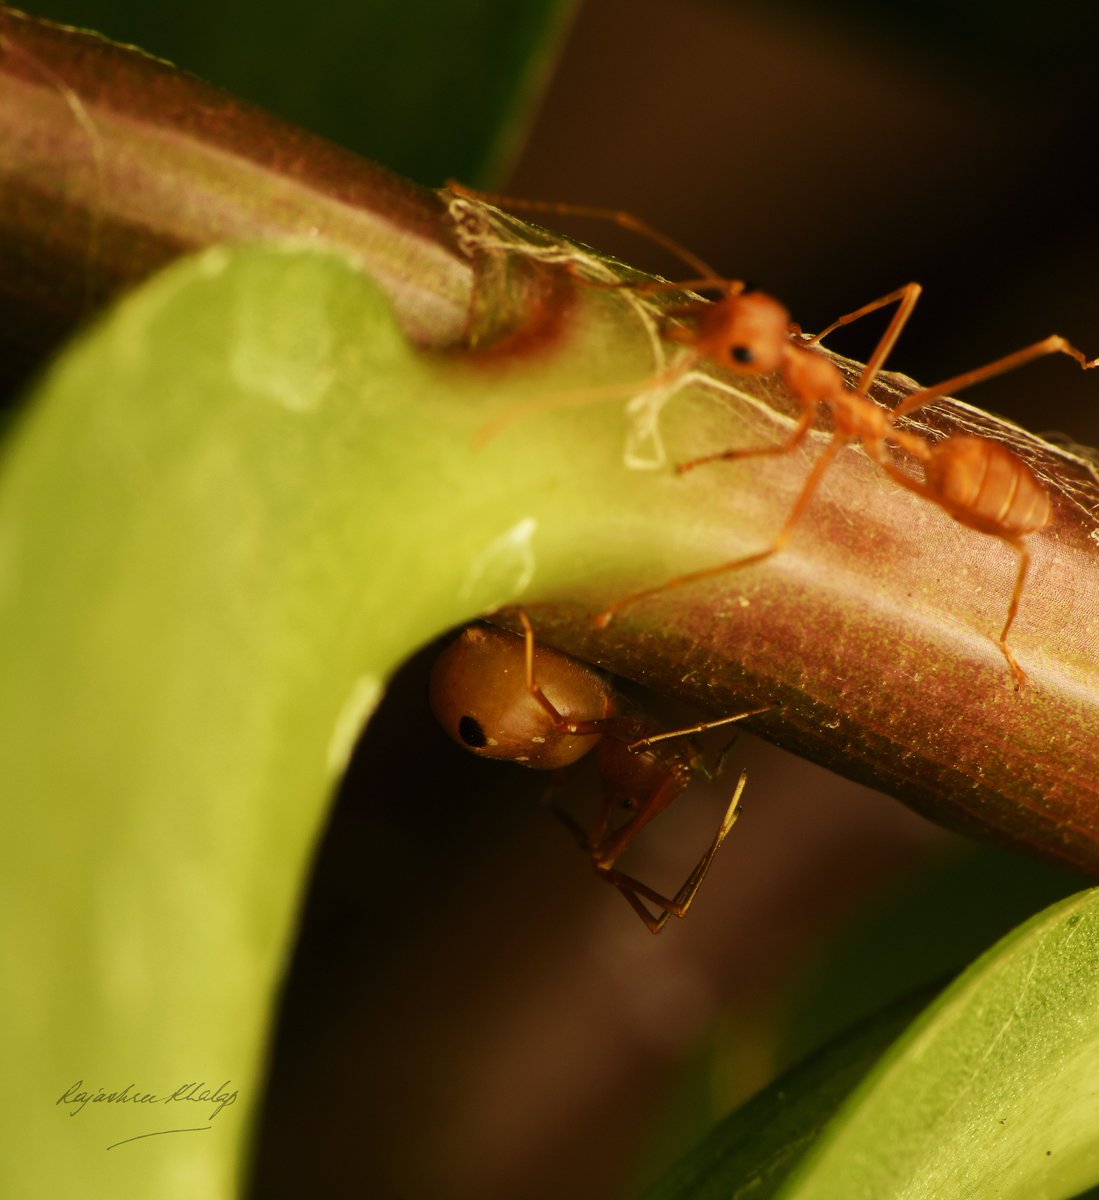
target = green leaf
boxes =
[781,845,1087,1069]
[776,887,1099,1199]
[649,888,1099,1200]
[20,0,578,183]
[0,242,662,1195]
[5,235,1099,1200]
[641,992,931,1200]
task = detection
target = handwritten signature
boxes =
[57,1079,238,1148]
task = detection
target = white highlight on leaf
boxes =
[229,250,336,412]
[196,245,233,277]
[230,331,334,413]
[326,674,384,777]
[459,517,538,605]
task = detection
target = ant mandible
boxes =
[448,183,1099,690]
[429,610,772,932]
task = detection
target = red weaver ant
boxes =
[429,611,772,932]
[448,183,1098,690]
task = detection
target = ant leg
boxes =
[540,755,672,880]
[872,453,1032,689]
[596,436,847,626]
[586,704,772,870]
[705,732,744,782]
[856,284,922,392]
[447,180,720,279]
[890,335,1099,419]
[577,276,743,300]
[542,775,676,933]
[519,606,567,727]
[626,702,778,753]
[597,770,747,934]
[997,538,1032,692]
[676,406,817,474]
[516,608,621,737]
[802,283,921,346]
[590,771,685,868]
[541,765,680,930]
[614,890,673,935]
[639,705,777,785]
[798,283,923,392]
[542,775,598,851]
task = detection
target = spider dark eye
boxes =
[731,345,755,365]
[458,715,487,747]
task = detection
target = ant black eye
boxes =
[731,345,755,365]
[458,715,487,748]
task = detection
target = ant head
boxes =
[429,624,610,770]
[690,287,791,375]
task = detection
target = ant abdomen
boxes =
[924,436,1053,538]
[429,624,611,770]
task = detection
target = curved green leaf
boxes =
[0,242,660,1195]
[641,992,933,1200]
[4,241,1099,1200]
[648,888,1099,1200]
[777,888,1099,1199]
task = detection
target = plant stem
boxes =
[2,7,1097,876]
[0,6,470,387]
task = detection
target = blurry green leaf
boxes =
[19,0,578,183]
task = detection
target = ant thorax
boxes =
[783,341,849,408]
